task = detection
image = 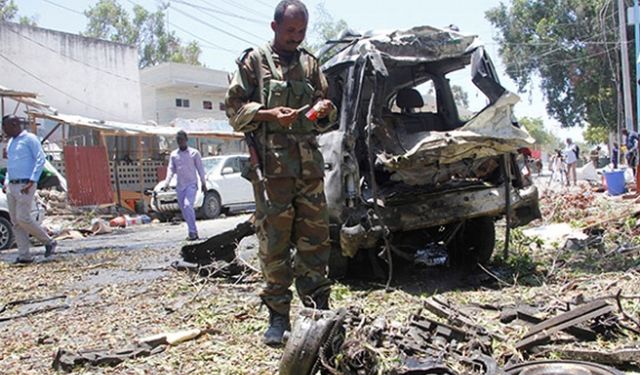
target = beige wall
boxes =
[0,22,142,123]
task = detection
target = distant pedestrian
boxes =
[563,138,578,186]
[589,146,601,168]
[611,142,619,169]
[163,130,207,241]
[622,128,638,176]
[2,115,57,263]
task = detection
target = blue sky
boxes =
[14,0,582,142]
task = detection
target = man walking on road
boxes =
[163,130,207,241]
[2,115,56,263]
[225,0,337,347]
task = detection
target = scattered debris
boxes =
[515,300,614,351]
[282,295,636,374]
[174,219,258,278]
[0,295,68,322]
[52,327,218,372]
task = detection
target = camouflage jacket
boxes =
[225,44,336,179]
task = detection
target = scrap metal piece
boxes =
[500,306,597,341]
[424,297,503,342]
[279,308,347,375]
[52,344,166,373]
[515,300,613,351]
[181,220,255,265]
[393,356,457,375]
[504,360,624,375]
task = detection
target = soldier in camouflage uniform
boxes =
[225,0,337,347]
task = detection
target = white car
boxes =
[150,154,255,220]
[0,190,46,250]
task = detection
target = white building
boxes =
[140,62,229,125]
[0,22,143,124]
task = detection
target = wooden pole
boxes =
[137,135,145,213]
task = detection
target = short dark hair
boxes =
[274,0,308,23]
[2,115,24,127]
[176,130,188,140]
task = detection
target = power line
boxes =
[173,0,267,24]
[167,21,237,54]
[41,0,84,16]
[169,4,261,46]
[199,0,270,21]
[172,0,267,41]
[249,0,275,10]
[0,52,119,117]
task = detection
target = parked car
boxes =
[316,25,541,274]
[0,190,46,250]
[150,154,255,220]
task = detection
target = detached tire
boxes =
[328,244,348,279]
[449,216,496,267]
[0,216,15,250]
[200,192,222,219]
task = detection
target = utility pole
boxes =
[635,0,640,132]
[619,0,634,132]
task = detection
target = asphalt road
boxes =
[0,213,252,265]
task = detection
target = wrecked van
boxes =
[317,26,540,274]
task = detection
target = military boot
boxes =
[263,308,291,347]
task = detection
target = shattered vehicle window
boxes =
[446,68,490,121]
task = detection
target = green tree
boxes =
[486,0,619,131]
[583,123,609,145]
[84,0,201,68]
[451,85,470,108]
[305,2,349,55]
[0,0,17,21]
[519,116,561,151]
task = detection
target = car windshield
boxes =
[202,158,222,174]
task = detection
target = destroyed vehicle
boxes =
[317,25,540,274]
[150,154,255,220]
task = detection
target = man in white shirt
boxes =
[163,131,207,240]
[563,138,578,186]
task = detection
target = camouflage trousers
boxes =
[253,176,331,316]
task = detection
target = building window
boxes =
[219,102,226,111]
[203,100,213,110]
[176,98,190,108]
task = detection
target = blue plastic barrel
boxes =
[604,170,625,196]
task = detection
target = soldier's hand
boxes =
[315,99,334,120]
[272,107,298,128]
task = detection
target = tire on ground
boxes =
[327,243,348,279]
[448,216,496,267]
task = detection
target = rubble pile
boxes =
[288,296,638,374]
[37,189,72,215]
[540,188,596,223]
